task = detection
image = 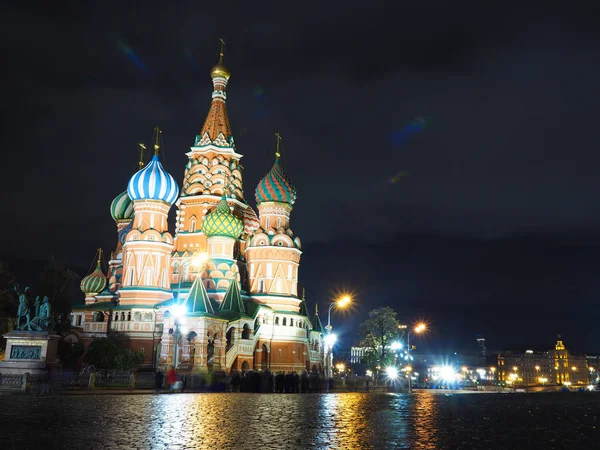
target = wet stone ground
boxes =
[1,392,600,449]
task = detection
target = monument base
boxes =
[0,330,60,375]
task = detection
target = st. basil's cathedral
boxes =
[73,47,325,374]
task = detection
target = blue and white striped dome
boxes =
[127,155,179,205]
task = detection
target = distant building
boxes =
[498,336,588,387]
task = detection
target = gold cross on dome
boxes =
[275,132,282,158]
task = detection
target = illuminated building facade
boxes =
[497,336,588,387]
[73,48,324,374]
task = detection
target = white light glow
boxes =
[386,366,399,380]
[172,304,187,318]
[439,366,458,382]
[390,341,403,350]
[324,333,337,348]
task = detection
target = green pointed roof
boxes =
[312,304,324,333]
[185,277,215,316]
[218,279,246,320]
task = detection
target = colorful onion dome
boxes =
[255,157,296,205]
[202,196,243,239]
[127,155,179,205]
[80,261,107,295]
[110,191,134,222]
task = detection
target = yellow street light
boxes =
[535,365,540,371]
[513,366,518,372]
[336,295,351,308]
[572,366,577,371]
[490,367,496,373]
[415,323,427,333]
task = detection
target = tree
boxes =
[36,258,80,333]
[84,336,120,370]
[359,307,400,370]
[84,332,144,371]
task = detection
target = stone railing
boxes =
[225,344,238,370]
[83,322,108,333]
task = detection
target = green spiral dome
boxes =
[80,263,107,295]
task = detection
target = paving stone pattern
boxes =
[1,392,600,449]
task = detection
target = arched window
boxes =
[120,312,125,321]
[114,313,119,321]
[258,279,264,293]
[290,318,294,327]
[144,313,153,322]
[282,317,287,326]
[189,216,197,232]
[127,312,132,321]
[275,317,279,325]
[242,324,250,339]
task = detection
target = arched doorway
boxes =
[241,360,249,373]
[207,340,215,370]
[261,343,268,370]
[187,332,197,369]
[242,324,250,339]
[226,327,235,351]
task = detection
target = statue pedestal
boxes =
[0,331,60,375]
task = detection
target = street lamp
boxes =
[170,304,187,370]
[324,295,352,378]
[398,322,427,393]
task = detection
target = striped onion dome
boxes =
[127,155,179,205]
[255,157,296,205]
[80,262,107,295]
[202,196,244,239]
[110,191,134,222]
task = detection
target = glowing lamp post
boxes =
[324,333,337,379]
[324,295,351,379]
[398,322,427,394]
[169,304,187,370]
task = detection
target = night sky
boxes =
[3,2,600,353]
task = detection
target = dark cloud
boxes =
[2,1,600,350]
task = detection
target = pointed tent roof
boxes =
[218,279,246,320]
[185,277,215,316]
[312,304,324,333]
[197,44,233,146]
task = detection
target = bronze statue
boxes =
[29,296,56,332]
[14,285,31,330]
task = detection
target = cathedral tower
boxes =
[172,42,259,298]
[119,128,179,306]
[246,136,302,311]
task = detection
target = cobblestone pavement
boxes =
[2,392,600,449]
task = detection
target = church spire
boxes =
[195,40,233,148]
